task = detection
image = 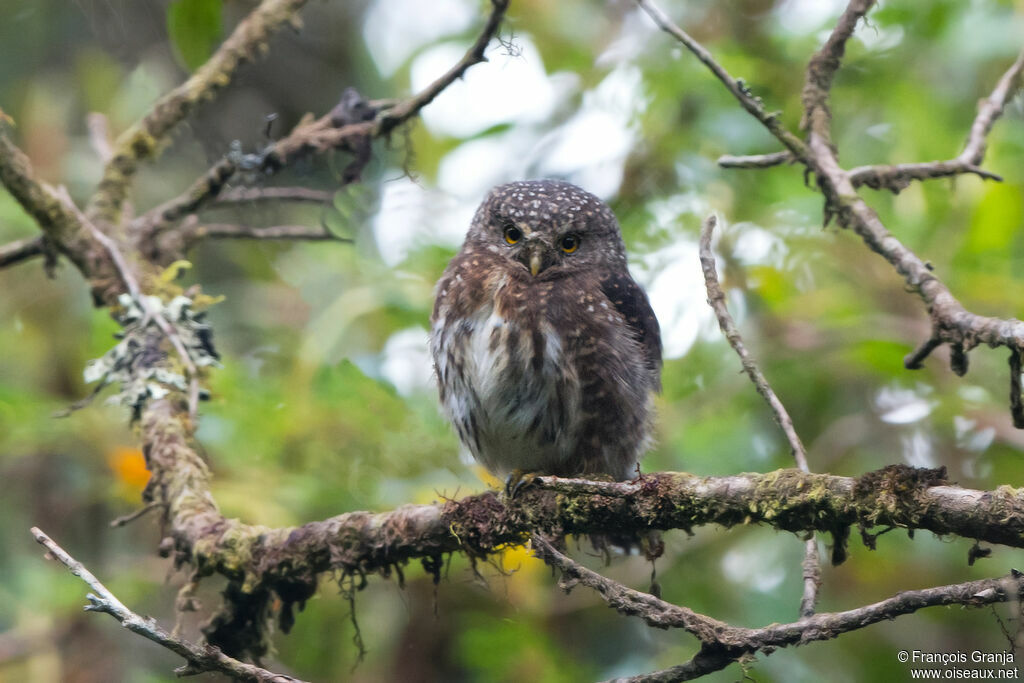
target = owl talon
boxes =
[504,470,539,498]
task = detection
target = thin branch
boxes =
[1011,349,1024,429]
[134,0,508,263]
[699,214,820,616]
[699,215,809,470]
[110,501,164,528]
[86,0,311,226]
[374,0,509,136]
[800,0,876,141]
[635,0,808,160]
[30,527,303,683]
[86,113,113,163]
[211,186,335,207]
[841,47,1023,194]
[847,161,1002,193]
[59,187,202,421]
[962,48,1024,166]
[0,235,44,268]
[533,535,1024,682]
[722,154,1004,193]
[186,222,348,244]
[533,534,733,638]
[266,0,510,162]
[0,132,106,278]
[138,156,238,236]
[717,151,794,169]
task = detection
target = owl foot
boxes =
[504,470,540,498]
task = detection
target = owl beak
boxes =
[529,251,542,277]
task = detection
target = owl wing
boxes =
[600,272,663,391]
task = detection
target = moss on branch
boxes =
[137,393,1024,659]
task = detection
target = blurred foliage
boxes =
[167,0,224,72]
[1,0,1024,681]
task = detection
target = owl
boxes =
[430,180,662,483]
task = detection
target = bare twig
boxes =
[698,216,809,470]
[1011,349,1024,429]
[266,0,510,162]
[138,156,238,237]
[698,214,820,616]
[187,223,346,244]
[0,235,44,268]
[636,0,808,160]
[110,501,164,528]
[212,186,335,207]
[30,527,303,682]
[800,0,875,142]
[717,151,794,169]
[721,154,1004,192]
[962,48,1024,166]
[374,0,509,136]
[533,535,1024,682]
[86,113,113,163]
[847,161,1002,193]
[841,47,1023,194]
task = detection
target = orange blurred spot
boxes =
[107,446,150,491]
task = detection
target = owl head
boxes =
[465,180,628,279]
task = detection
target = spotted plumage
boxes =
[430,180,662,480]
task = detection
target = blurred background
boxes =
[1,0,1023,680]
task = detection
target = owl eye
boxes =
[503,225,522,245]
[560,234,580,254]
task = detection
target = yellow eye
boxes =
[504,225,522,245]
[560,234,580,253]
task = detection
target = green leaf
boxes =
[166,0,223,72]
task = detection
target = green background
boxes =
[1,0,1023,680]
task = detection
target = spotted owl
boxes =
[429,180,662,482]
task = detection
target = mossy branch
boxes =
[146,394,1024,599]
[137,391,1024,661]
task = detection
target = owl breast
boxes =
[431,274,583,477]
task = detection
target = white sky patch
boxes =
[902,428,936,469]
[371,175,480,266]
[372,177,430,267]
[412,36,556,139]
[731,223,787,269]
[437,131,527,199]
[362,0,475,76]
[856,24,904,51]
[953,416,996,453]
[630,194,718,360]
[876,384,935,424]
[380,327,435,396]
[773,0,846,35]
[634,239,714,360]
[596,9,658,67]
[958,385,993,405]
[722,536,788,593]
[532,65,644,198]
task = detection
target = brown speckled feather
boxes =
[430,180,662,481]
